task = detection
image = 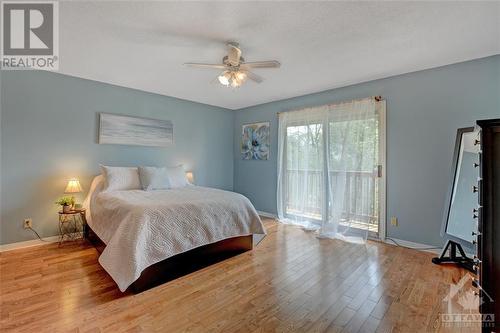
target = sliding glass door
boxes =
[327,114,381,238]
[285,122,325,222]
[277,99,386,241]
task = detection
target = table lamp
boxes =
[64,178,83,209]
[185,171,194,184]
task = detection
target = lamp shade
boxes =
[64,179,82,193]
[185,171,194,184]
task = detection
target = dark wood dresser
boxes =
[476,118,500,332]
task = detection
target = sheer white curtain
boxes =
[277,98,379,243]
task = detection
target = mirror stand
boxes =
[432,240,475,272]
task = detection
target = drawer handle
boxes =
[472,231,481,236]
[473,162,479,168]
[472,185,479,193]
[474,139,480,146]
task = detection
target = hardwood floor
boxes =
[0,218,478,333]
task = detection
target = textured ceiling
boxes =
[59,1,500,110]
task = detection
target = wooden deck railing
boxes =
[285,169,378,224]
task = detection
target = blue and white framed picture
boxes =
[241,122,270,160]
[99,113,173,147]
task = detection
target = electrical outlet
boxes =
[23,218,32,229]
[391,217,398,226]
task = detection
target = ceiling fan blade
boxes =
[227,43,242,66]
[242,70,263,84]
[240,61,280,69]
[184,63,227,69]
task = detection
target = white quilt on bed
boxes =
[89,186,266,291]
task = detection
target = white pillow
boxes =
[166,165,188,188]
[138,166,170,191]
[100,165,141,192]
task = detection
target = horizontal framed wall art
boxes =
[99,113,173,147]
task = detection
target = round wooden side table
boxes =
[58,209,87,244]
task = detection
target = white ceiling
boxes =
[59,1,500,110]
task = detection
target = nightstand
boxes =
[58,209,87,244]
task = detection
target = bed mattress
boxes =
[88,185,266,291]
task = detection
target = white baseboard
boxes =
[0,235,60,252]
[257,211,277,219]
[381,237,441,254]
[0,232,85,252]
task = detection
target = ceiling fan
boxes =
[184,42,280,88]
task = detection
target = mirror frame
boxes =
[440,127,476,247]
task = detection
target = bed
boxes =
[83,175,266,292]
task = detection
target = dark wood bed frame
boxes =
[85,226,253,293]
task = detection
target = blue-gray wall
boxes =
[233,55,500,247]
[2,55,499,247]
[0,71,233,245]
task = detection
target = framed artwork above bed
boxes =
[241,122,270,160]
[99,113,173,147]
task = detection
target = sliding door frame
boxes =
[279,99,387,240]
[376,101,387,241]
[282,120,326,224]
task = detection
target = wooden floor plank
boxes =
[0,218,477,332]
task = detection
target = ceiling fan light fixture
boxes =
[217,71,245,88]
[230,77,241,88]
[229,71,247,88]
[236,71,247,81]
[218,72,230,86]
[185,42,279,88]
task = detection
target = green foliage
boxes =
[55,196,72,206]
[286,118,378,171]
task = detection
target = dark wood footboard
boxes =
[85,225,253,293]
